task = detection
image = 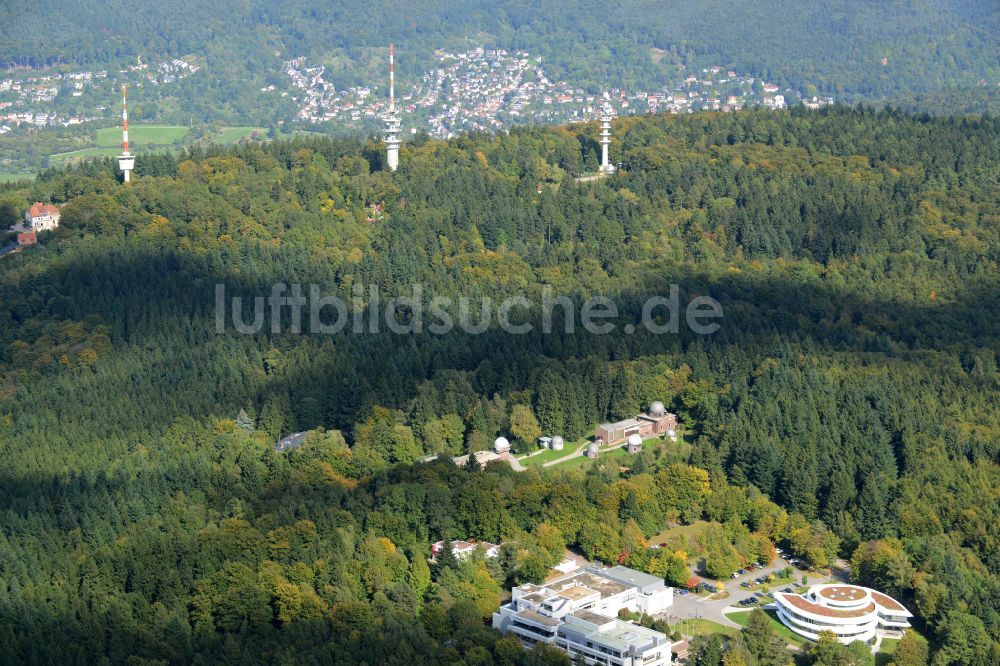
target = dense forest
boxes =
[1,1,998,109]
[0,106,998,664]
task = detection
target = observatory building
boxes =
[595,402,677,447]
[626,433,643,453]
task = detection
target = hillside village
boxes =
[0,56,201,134]
[281,47,832,137]
[1,46,834,143]
[0,47,835,178]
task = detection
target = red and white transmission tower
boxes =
[117,84,135,183]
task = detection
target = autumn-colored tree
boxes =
[510,403,542,444]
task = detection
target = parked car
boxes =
[740,581,751,588]
[677,589,689,596]
[782,587,793,593]
[738,569,746,575]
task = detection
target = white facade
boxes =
[493,565,673,665]
[451,450,501,468]
[774,584,912,645]
[598,93,615,174]
[118,154,135,183]
[385,44,402,171]
[24,203,60,231]
[432,539,500,560]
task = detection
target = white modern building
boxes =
[431,539,501,560]
[493,565,673,665]
[773,584,912,646]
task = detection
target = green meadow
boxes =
[94,125,190,146]
[214,126,267,145]
[0,172,35,184]
[46,125,266,166]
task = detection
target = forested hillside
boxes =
[0,107,998,664]
[2,0,998,103]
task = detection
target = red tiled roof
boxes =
[28,202,59,218]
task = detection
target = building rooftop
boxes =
[568,609,615,626]
[599,418,642,430]
[554,584,598,601]
[563,614,665,651]
[777,592,875,618]
[872,591,911,614]
[27,202,59,218]
[819,585,867,602]
[600,565,666,591]
[551,571,629,597]
[515,609,561,627]
[274,432,306,451]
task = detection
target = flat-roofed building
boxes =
[431,539,501,560]
[600,565,674,614]
[556,611,670,666]
[493,565,673,665]
[596,418,643,447]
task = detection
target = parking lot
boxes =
[662,553,825,629]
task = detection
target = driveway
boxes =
[662,556,826,628]
[542,441,628,467]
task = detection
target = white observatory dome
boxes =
[494,436,511,452]
[627,433,642,447]
[550,435,565,450]
[649,401,666,416]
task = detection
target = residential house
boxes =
[24,202,60,231]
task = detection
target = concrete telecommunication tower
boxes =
[598,91,615,174]
[384,44,402,171]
